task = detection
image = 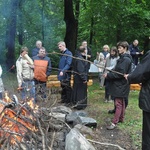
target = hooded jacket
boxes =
[106,53,132,98]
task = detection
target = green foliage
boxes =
[78,0,150,53]
[0,0,149,66]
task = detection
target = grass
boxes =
[2,72,18,96]
[87,79,142,149]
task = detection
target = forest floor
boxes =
[34,96,135,150]
[86,115,136,150]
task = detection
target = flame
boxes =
[4,91,12,103]
[0,94,38,146]
[27,98,39,112]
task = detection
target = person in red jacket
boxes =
[33,47,51,100]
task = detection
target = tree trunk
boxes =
[143,36,150,53]
[89,16,94,46]
[41,0,45,45]
[64,0,78,54]
[116,26,121,42]
[18,0,24,45]
[5,0,19,71]
[75,0,80,48]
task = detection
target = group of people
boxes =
[95,40,149,150]
[95,40,143,103]
[16,43,51,103]
[56,39,149,149]
[57,41,91,109]
[15,40,91,110]
[93,40,143,129]
[0,38,149,149]
[0,40,91,110]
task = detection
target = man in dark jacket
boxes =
[32,40,42,58]
[103,41,132,130]
[129,39,143,66]
[57,41,72,104]
[124,50,150,150]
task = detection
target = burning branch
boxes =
[0,93,70,149]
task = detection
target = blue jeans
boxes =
[34,80,47,100]
[21,80,35,101]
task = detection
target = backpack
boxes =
[124,55,135,73]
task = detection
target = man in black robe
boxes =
[71,46,88,109]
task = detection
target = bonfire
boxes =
[0,91,67,150]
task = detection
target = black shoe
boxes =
[108,109,115,114]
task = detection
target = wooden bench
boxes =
[46,75,93,88]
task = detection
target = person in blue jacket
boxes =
[57,41,72,105]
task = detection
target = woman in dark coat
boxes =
[103,41,132,129]
[71,46,88,109]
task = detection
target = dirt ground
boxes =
[90,125,135,150]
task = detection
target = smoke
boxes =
[0,0,65,66]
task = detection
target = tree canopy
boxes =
[0,0,149,68]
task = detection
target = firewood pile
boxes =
[46,75,93,88]
[0,91,69,150]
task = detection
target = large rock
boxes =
[65,111,88,123]
[74,124,94,136]
[65,128,95,150]
[73,116,97,128]
[51,105,72,114]
[49,112,66,121]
